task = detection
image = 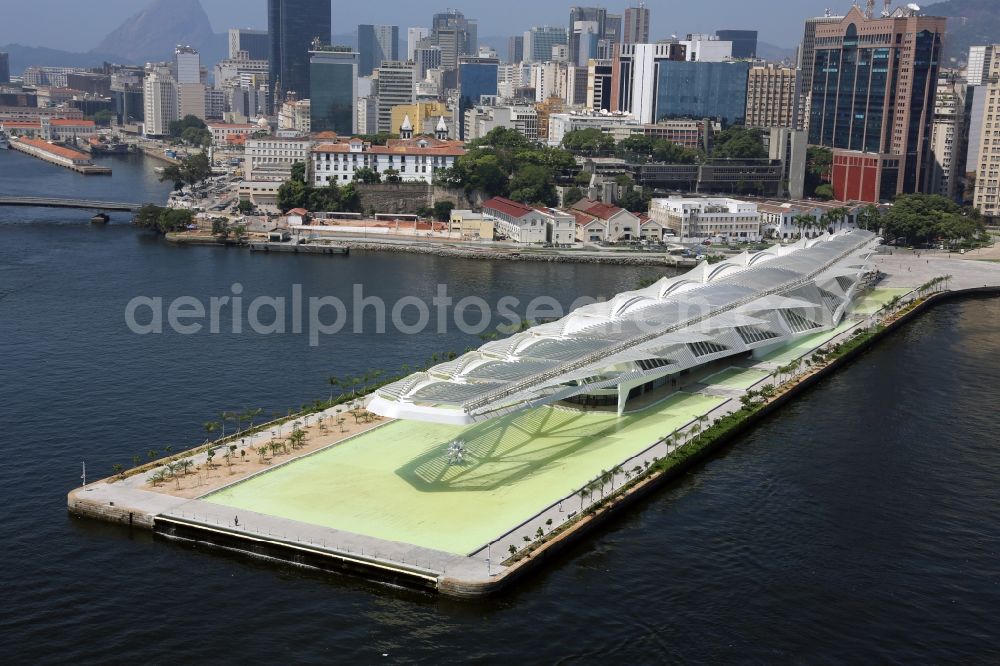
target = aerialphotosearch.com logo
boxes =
[124,283,618,346]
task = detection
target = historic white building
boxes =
[311,128,463,186]
[244,136,313,182]
[482,196,576,245]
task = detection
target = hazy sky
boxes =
[0,0,857,51]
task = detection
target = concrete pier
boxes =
[67,256,1000,598]
[10,137,112,175]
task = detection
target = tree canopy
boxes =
[435,127,575,207]
[561,128,615,155]
[277,177,360,213]
[711,126,766,160]
[805,147,833,197]
[158,152,212,188]
[133,204,193,234]
[883,194,985,245]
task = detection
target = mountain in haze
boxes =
[90,0,226,65]
[757,41,797,63]
[925,0,1000,63]
[0,44,119,74]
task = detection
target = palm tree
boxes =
[579,487,590,510]
[217,411,229,439]
[203,421,219,445]
[328,375,340,402]
[792,213,813,239]
[244,407,263,430]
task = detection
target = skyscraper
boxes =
[359,25,400,78]
[656,60,750,125]
[458,56,499,140]
[268,0,332,103]
[716,30,758,59]
[424,10,477,73]
[0,52,9,85]
[622,4,650,44]
[568,7,608,67]
[407,27,430,61]
[524,26,568,63]
[507,36,524,64]
[374,61,415,134]
[808,6,946,202]
[310,45,358,135]
[610,42,686,123]
[929,74,969,200]
[174,46,201,84]
[229,29,269,60]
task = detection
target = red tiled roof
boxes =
[482,196,536,219]
[288,208,308,216]
[1,119,94,128]
[572,210,600,227]
[51,119,95,127]
[583,201,626,220]
[18,137,90,160]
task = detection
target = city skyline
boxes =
[1,0,854,53]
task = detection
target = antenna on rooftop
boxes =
[882,0,893,16]
[865,0,875,18]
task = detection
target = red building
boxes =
[831,150,901,203]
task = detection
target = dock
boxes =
[10,137,111,175]
[249,241,349,255]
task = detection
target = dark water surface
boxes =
[1,151,999,663]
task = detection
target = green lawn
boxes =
[702,367,769,390]
[851,287,912,315]
[205,392,725,555]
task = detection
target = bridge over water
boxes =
[0,196,144,212]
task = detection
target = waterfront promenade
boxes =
[67,254,1000,596]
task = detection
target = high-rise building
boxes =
[716,30,758,59]
[586,59,613,112]
[610,42,686,124]
[507,36,524,65]
[745,64,800,129]
[622,4,650,44]
[309,45,358,135]
[768,127,808,199]
[268,0,332,103]
[973,47,1000,220]
[967,45,995,86]
[407,27,430,61]
[458,56,499,139]
[0,52,9,84]
[174,46,201,84]
[374,61,416,134]
[142,64,178,137]
[177,83,206,120]
[423,10,477,73]
[415,46,443,80]
[358,25,400,77]
[111,65,146,125]
[228,29,269,60]
[965,45,998,176]
[808,6,946,202]
[929,74,969,201]
[797,12,845,133]
[524,26,569,63]
[568,7,608,67]
[656,60,750,125]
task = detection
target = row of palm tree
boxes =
[790,207,852,239]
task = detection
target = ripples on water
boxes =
[1,152,999,662]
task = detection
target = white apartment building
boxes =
[311,136,465,186]
[547,111,636,146]
[649,197,761,241]
[244,136,313,182]
[973,48,1000,220]
[206,122,258,146]
[408,27,430,61]
[464,105,539,141]
[930,76,968,200]
[143,64,178,137]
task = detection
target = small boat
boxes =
[91,212,110,224]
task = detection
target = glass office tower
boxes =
[268,0,332,103]
[310,47,358,135]
[655,61,750,125]
[458,57,499,140]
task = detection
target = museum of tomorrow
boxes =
[370,230,880,425]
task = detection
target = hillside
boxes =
[926,0,1000,63]
[90,0,226,65]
